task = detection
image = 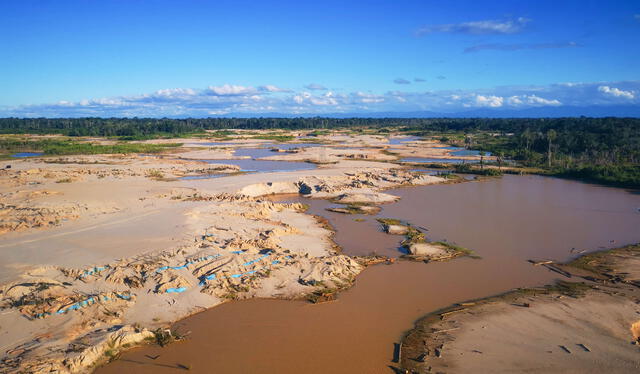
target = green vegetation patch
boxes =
[152,328,186,347]
[555,164,640,188]
[306,130,331,137]
[376,218,402,226]
[568,243,640,274]
[454,163,503,176]
[252,134,295,142]
[145,169,165,180]
[402,227,427,246]
[44,142,182,155]
[376,217,478,260]
[296,203,310,213]
[115,131,205,141]
[209,130,240,138]
[327,204,380,215]
[307,286,339,304]
[432,241,479,258]
[0,136,182,156]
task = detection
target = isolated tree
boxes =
[464,135,472,149]
[546,129,557,168]
[521,128,534,152]
[479,151,485,170]
[495,151,504,170]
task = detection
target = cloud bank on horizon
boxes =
[3,81,638,117]
[0,1,639,117]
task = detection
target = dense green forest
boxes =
[1,117,638,188]
[450,118,640,188]
[1,116,636,137]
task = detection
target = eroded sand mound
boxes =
[0,196,378,373]
[0,146,450,373]
[238,169,443,198]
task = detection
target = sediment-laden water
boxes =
[98,175,640,374]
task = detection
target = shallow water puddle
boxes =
[10,152,44,158]
[178,174,231,180]
[232,143,324,158]
[387,136,422,144]
[185,143,320,174]
[204,159,316,173]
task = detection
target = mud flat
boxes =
[97,175,640,374]
[400,245,640,373]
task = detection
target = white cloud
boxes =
[475,95,504,107]
[417,17,529,36]
[293,92,340,106]
[598,85,635,99]
[309,97,337,106]
[206,84,258,96]
[207,109,231,115]
[292,92,309,104]
[354,92,385,103]
[4,81,639,117]
[507,95,561,106]
[154,88,197,97]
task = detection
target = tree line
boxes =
[1,116,638,187]
[0,116,633,136]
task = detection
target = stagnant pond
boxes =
[180,144,319,177]
[179,159,316,180]
[98,175,640,374]
[10,152,44,158]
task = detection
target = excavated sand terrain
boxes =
[0,134,457,373]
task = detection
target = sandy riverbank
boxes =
[400,245,640,373]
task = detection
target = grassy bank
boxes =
[43,142,182,155]
[0,137,182,157]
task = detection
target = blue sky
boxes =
[1,0,639,117]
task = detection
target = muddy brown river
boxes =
[98,175,640,373]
